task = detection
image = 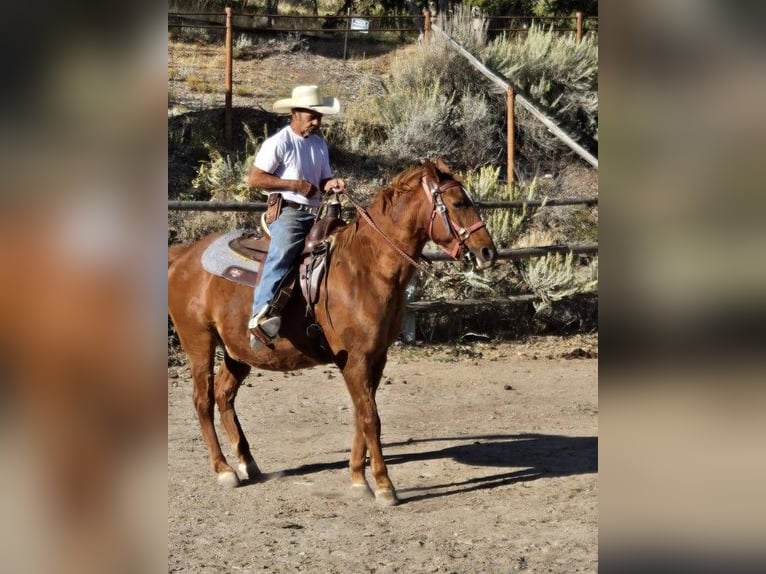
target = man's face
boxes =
[291,108,323,138]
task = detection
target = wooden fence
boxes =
[429,23,598,180]
[167,197,598,263]
[472,13,597,41]
[168,196,598,339]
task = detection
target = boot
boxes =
[248,304,281,346]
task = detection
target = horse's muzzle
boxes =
[467,246,496,271]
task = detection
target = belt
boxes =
[283,200,320,215]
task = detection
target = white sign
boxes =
[350,18,369,33]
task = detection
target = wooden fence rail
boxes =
[423,243,598,262]
[405,293,596,313]
[167,197,598,212]
[168,12,596,36]
[168,200,598,262]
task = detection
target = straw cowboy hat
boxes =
[272,85,341,115]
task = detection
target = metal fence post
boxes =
[224,7,233,147]
[402,277,419,343]
[343,8,351,60]
[507,85,515,185]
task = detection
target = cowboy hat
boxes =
[272,85,340,115]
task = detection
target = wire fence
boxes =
[168,8,598,145]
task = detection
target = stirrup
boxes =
[248,306,282,341]
[249,327,274,349]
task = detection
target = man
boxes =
[247,85,346,346]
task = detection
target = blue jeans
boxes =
[252,206,315,316]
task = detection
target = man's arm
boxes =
[248,166,317,197]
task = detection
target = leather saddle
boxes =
[226,209,346,317]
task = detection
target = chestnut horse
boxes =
[167,159,497,506]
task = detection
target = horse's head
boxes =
[419,159,497,271]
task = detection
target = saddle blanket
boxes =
[200,229,261,287]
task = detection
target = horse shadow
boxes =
[269,433,597,504]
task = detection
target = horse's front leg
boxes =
[343,357,398,506]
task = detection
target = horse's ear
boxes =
[435,157,453,175]
[421,159,438,180]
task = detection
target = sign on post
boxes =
[350,18,369,33]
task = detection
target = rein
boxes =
[341,190,429,271]
[339,173,486,271]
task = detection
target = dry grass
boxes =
[168,34,394,116]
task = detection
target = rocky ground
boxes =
[168,334,598,573]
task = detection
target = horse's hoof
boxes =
[374,488,399,507]
[238,461,262,481]
[350,482,373,499]
[217,470,240,488]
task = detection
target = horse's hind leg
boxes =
[184,329,240,487]
[214,352,262,481]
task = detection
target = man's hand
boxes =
[249,168,319,198]
[295,180,319,198]
[322,178,346,193]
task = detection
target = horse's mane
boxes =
[332,164,425,253]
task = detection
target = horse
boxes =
[167,159,497,506]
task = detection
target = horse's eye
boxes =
[452,200,467,209]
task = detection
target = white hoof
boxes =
[374,488,399,507]
[350,482,373,499]
[238,461,262,480]
[217,470,240,488]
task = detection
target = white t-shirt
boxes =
[253,125,333,207]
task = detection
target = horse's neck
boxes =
[354,198,427,286]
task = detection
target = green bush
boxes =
[518,251,598,316]
[338,40,504,171]
[462,165,538,246]
[483,22,598,169]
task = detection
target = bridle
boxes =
[420,176,487,260]
[341,173,486,270]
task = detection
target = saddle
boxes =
[225,198,346,319]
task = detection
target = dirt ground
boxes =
[168,334,598,573]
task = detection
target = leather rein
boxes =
[340,176,486,271]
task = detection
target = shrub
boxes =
[338,42,504,171]
[444,4,489,54]
[169,124,264,244]
[483,22,598,169]
[462,164,539,247]
[518,250,598,312]
[232,33,254,59]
